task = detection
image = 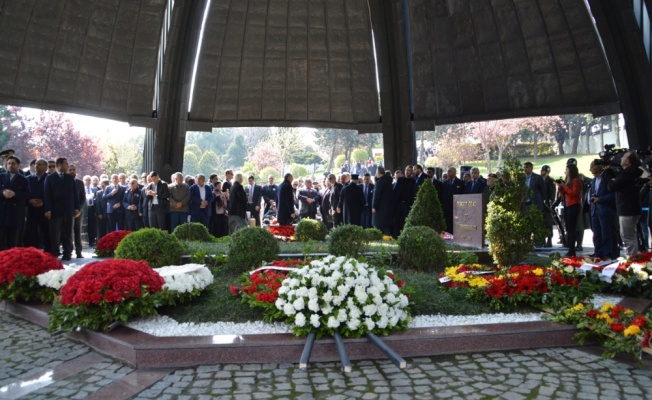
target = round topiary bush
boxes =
[397,226,449,272]
[227,227,280,272]
[295,218,328,242]
[173,222,212,242]
[362,228,383,242]
[115,228,184,268]
[327,224,366,257]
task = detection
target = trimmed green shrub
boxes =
[486,157,547,266]
[115,228,184,268]
[405,180,446,233]
[397,226,448,272]
[327,224,366,257]
[227,227,280,272]
[362,228,383,242]
[447,251,479,267]
[295,218,328,242]
[173,222,212,242]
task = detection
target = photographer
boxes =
[608,151,643,256]
[555,164,582,257]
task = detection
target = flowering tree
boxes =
[520,116,565,158]
[7,110,103,175]
[471,119,521,173]
[249,141,284,172]
[433,125,481,168]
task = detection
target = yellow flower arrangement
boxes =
[624,325,641,337]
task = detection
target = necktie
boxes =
[471,180,475,191]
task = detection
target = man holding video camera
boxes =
[608,151,643,256]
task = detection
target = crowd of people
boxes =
[0,146,648,262]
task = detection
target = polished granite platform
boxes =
[9,300,652,370]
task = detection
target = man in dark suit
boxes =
[329,174,344,227]
[228,172,248,232]
[24,159,49,250]
[0,156,29,250]
[464,167,487,195]
[94,179,109,240]
[123,178,144,231]
[297,178,318,220]
[244,175,262,226]
[68,164,86,258]
[540,165,556,247]
[359,173,374,228]
[413,164,429,190]
[276,173,296,226]
[145,171,170,230]
[82,175,98,246]
[190,174,214,229]
[104,174,126,232]
[372,167,393,235]
[427,167,444,198]
[261,175,278,215]
[442,166,466,233]
[393,165,415,237]
[523,162,547,212]
[321,178,333,229]
[589,161,616,258]
[43,157,80,260]
[338,174,365,226]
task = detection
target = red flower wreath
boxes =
[60,259,164,306]
[95,230,132,257]
[0,247,63,284]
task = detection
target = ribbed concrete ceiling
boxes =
[0,0,164,121]
[190,0,380,127]
[0,0,620,130]
[409,0,619,125]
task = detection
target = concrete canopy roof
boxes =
[0,0,619,131]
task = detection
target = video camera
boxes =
[593,144,627,170]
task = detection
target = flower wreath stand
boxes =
[239,256,412,371]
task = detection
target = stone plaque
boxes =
[453,194,484,249]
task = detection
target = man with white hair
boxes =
[169,172,190,231]
[227,172,248,233]
[190,174,214,229]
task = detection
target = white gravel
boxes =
[126,294,625,337]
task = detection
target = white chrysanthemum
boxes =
[288,278,300,288]
[337,309,348,322]
[337,285,351,296]
[348,305,361,320]
[283,303,296,316]
[386,293,397,304]
[389,315,399,326]
[388,284,399,294]
[377,316,389,329]
[367,286,380,297]
[296,287,309,298]
[327,316,340,328]
[295,313,306,327]
[275,298,286,309]
[363,304,377,317]
[278,285,289,295]
[322,290,333,303]
[399,294,409,307]
[354,289,368,304]
[372,295,383,305]
[293,297,305,311]
[308,298,320,312]
[378,303,389,316]
[310,314,321,328]
[307,287,318,300]
[347,318,360,331]
[321,304,333,315]
[331,296,343,306]
[364,318,375,331]
[345,276,355,286]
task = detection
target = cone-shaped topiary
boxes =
[486,157,547,266]
[397,225,449,272]
[295,218,328,242]
[172,222,212,242]
[115,228,184,268]
[227,227,280,272]
[404,180,446,233]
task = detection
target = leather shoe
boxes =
[61,256,71,261]
[76,254,83,259]
[563,252,575,257]
[576,246,583,252]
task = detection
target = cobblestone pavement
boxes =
[3,311,652,399]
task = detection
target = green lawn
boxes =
[466,154,597,179]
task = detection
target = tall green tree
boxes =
[224,134,247,168]
[183,152,200,176]
[199,150,221,175]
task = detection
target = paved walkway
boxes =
[2,311,652,400]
